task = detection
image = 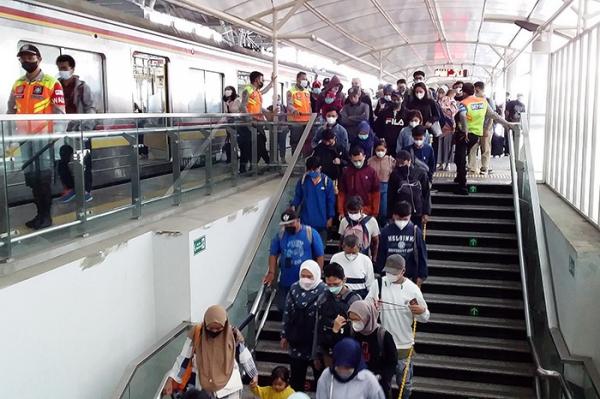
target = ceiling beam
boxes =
[474,0,488,65]
[392,62,498,75]
[424,0,453,64]
[274,0,306,30]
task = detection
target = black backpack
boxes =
[397,168,424,217]
[285,293,319,346]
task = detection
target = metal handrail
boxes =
[0,112,314,121]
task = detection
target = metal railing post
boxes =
[251,124,258,176]
[168,130,181,206]
[123,132,142,219]
[230,126,239,186]
[205,130,213,195]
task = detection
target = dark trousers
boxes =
[238,127,252,173]
[257,131,270,164]
[25,172,52,220]
[504,129,511,155]
[454,133,480,188]
[58,144,92,192]
[290,357,321,392]
[289,125,305,155]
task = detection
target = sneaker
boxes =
[60,190,76,203]
[85,192,93,202]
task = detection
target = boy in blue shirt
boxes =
[402,125,436,182]
[290,156,336,243]
[264,209,325,309]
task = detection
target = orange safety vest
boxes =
[11,73,65,134]
[288,86,311,122]
[243,84,263,120]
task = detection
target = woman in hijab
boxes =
[348,300,398,398]
[316,338,385,399]
[282,260,327,391]
[318,75,345,118]
[163,305,258,398]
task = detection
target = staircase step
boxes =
[427,259,520,281]
[427,216,516,233]
[431,204,515,219]
[432,204,514,212]
[427,244,517,256]
[424,293,524,319]
[411,376,536,398]
[432,183,513,194]
[413,353,534,386]
[431,192,514,207]
[425,230,517,241]
[427,244,518,263]
[423,276,522,299]
[420,313,526,340]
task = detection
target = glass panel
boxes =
[205,71,224,113]
[187,68,206,113]
[61,48,106,113]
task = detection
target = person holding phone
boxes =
[367,255,429,399]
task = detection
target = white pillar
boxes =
[272,8,279,108]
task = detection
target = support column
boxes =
[272,8,280,164]
[378,52,383,82]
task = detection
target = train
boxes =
[0,0,349,204]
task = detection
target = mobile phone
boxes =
[409,298,418,305]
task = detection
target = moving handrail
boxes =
[508,123,600,398]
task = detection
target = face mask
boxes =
[358,133,369,140]
[224,90,232,97]
[58,70,73,80]
[313,88,321,95]
[307,170,320,179]
[328,285,343,295]
[384,95,391,101]
[326,116,337,125]
[300,80,308,88]
[414,139,424,147]
[258,81,264,89]
[376,150,386,158]
[409,121,419,128]
[395,220,410,230]
[299,277,314,291]
[456,88,462,94]
[415,79,423,84]
[353,160,364,169]
[348,212,361,222]
[345,253,358,262]
[206,329,223,338]
[21,61,38,74]
[285,225,297,235]
[334,367,355,380]
[386,272,401,282]
[416,92,425,100]
[351,321,365,332]
[324,97,335,104]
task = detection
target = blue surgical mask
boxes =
[324,97,335,104]
[307,171,320,179]
[328,285,343,295]
[358,133,369,140]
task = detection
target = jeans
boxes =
[278,127,289,161]
[395,356,414,399]
[58,144,93,192]
[275,284,290,312]
[379,182,389,222]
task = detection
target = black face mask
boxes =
[285,225,297,235]
[21,61,38,74]
[206,329,223,338]
[258,81,264,89]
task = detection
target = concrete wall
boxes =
[0,197,270,399]
[539,185,600,371]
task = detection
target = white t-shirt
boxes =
[330,251,374,294]
[367,276,430,349]
[338,214,381,251]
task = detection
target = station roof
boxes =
[170,0,599,81]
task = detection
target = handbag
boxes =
[430,121,443,137]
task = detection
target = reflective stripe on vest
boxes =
[12,74,62,134]
[244,84,262,118]
[461,96,487,136]
[288,86,311,122]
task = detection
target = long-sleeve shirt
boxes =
[352,328,398,396]
[316,369,386,399]
[367,155,396,183]
[312,123,350,151]
[367,276,430,349]
[376,222,428,279]
[312,142,349,181]
[338,165,380,216]
[329,252,375,296]
[340,102,370,140]
[251,385,295,399]
[402,144,436,182]
[387,165,431,218]
[291,173,336,229]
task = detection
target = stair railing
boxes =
[508,120,600,399]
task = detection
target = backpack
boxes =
[285,292,319,346]
[397,169,424,216]
[279,225,313,243]
[343,215,372,254]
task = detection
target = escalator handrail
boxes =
[223,113,318,309]
[0,112,314,122]
[508,124,599,398]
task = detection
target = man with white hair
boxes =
[347,77,374,124]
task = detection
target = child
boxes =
[250,366,295,399]
[368,139,396,223]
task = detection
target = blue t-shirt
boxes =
[270,225,325,288]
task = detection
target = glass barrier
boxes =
[512,122,600,399]
[0,113,319,264]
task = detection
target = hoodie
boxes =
[387,164,431,218]
[376,221,428,279]
[350,121,376,157]
[340,101,370,140]
[318,75,345,117]
[338,162,380,217]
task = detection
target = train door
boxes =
[132,52,169,159]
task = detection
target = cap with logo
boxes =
[17,44,41,58]
[382,254,406,275]
[279,209,298,225]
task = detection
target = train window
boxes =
[17,41,107,113]
[132,53,168,113]
[237,71,251,96]
[187,68,223,113]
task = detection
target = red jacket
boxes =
[338,164,380,216]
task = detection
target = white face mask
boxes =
[300,79,308,88]
[327,116,337,125]
[358,134,369,140]
[395,219,410,230]
[414,79,423,84]
[376,150,386,158]
[345,253,358,262]
[313,88,322,95]
[414,139,424,147]
[224,90,232,97]
[384,95,391,101]
[415,92,425,100]
[58,70,73,80]
[299,277,314,291]
[386,272,401,282]
[409,121,419,128]
[353,160,364,168]
[351,320,365,332]
[348,212,362,222]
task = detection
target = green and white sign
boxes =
[193,236,206,255]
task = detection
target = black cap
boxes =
[17,44,41,58]
[279,209,298,225]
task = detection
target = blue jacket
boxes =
[291,173,336,229]
[376,221,428,280]
[402,144,436,181]
[312,123,350,151]
[351,131,376,157]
